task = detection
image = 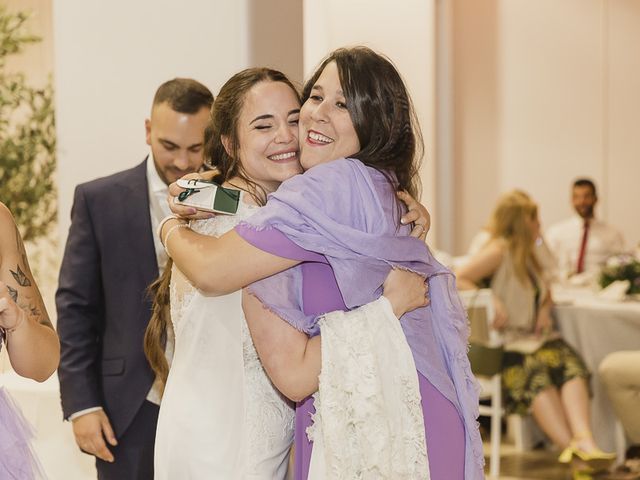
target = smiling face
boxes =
[233,80,302,194]
[299,61,361,170]
[145,102,210,185]
[572,184,597,219]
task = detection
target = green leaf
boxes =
[0,6,56,242]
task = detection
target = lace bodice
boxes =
[169,202,259,336]
[156,197,294,479]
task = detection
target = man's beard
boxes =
[576,205,594,219]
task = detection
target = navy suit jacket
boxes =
[56,160,159,437]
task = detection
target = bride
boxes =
[145,67,429,479]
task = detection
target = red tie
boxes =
[576,220,590,274]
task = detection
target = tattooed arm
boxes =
[0,203,59,381]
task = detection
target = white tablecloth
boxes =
[554,288,640,452]
[0,371,96,480]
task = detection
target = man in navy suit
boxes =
[56,78,213,479]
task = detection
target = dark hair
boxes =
[144,68,299,391]
[152,78,214,114]
[302,47,423,199]
[573,178,597,196]
[205,68,301,205]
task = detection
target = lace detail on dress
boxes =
[166,198,294,478]
[307,297,429,479]
[169,200,259,339]
[242,319,295,472]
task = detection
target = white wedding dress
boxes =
[154,199,295,480]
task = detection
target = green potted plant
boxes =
[0,5,57,242]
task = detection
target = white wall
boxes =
[303,0,439,244]
[52,0,250,241]
[451,0,640,254]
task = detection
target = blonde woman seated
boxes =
[456,190,614,473]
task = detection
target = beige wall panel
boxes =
[607,1,640,248]
[248,0,303,86]
[498,0,604,236]
[452,0,500,253]
[451,0,612,254]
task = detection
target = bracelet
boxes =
[163,223,190,257]
[157,215,179,244]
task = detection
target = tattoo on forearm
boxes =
[10,265,32,287]
[7,285,18,302]
[4,224,53,328]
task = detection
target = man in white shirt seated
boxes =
[545,178,625,280]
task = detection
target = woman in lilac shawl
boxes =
[162,47,482,479]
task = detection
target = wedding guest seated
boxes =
[466,225,558,283]
[546,178,625,281]
[0,201,60,477]
[599,351,640,475]
[456,190,615,474]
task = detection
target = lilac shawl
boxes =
[239,158,483,478]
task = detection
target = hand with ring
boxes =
[397,191,431,240]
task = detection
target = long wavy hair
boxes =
[144,68,301,393]
[488,189,541,284]
[302,47,423,201]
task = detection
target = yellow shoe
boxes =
[572,470,594,480]
[559,443,617,472]
[559,444,577,463]
[575,448,617,472]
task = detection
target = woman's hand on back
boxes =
[397,191,430,241]
[382,268,429,318]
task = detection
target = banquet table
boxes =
[554,287,640,453]
[0,370,96,479]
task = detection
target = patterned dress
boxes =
[488,248,590,414]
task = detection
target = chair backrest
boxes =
[459,289,504,377]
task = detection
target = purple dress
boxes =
[237,194,468,478]
[0,339,46,479]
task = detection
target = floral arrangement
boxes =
[600,254,640,295]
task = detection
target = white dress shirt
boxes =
[545,215,625,278]
[147,154,172,276]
